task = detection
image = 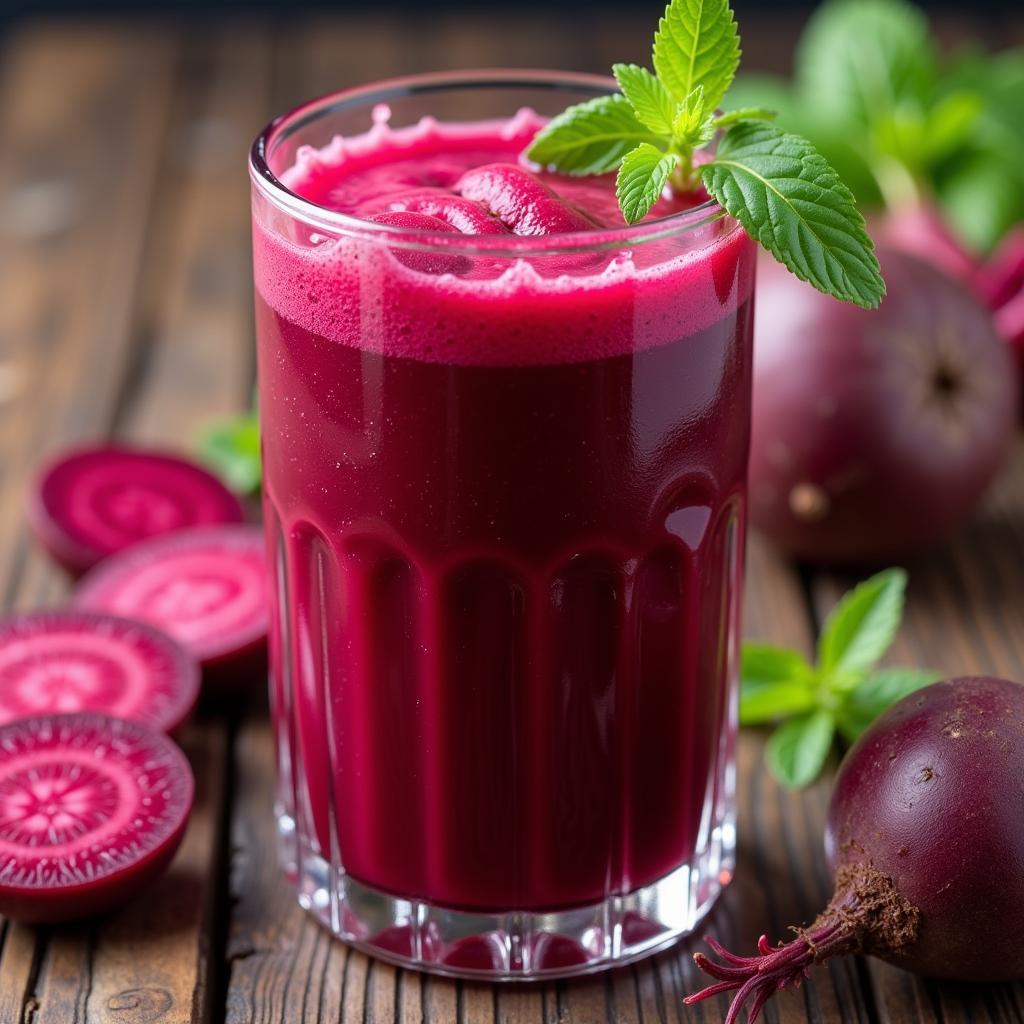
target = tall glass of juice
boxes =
[250,71,756,980]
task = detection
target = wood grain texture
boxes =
[226,721,351,1024]
[0,23,178,613]
[83,25,274,1024]
[0,20,263,1024]
[0,12,1020,1024]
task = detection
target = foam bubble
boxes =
[256,113,755,367]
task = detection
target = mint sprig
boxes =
[741,568,941,789]
[524,0,885,308]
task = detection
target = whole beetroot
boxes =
[749,248,1018,565]
[874,202,978,289]
[686,677,1024,1022]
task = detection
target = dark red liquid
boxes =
[255,115,755,912]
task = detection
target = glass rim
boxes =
[249,69,732,257]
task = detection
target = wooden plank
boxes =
[806,444,1024,1022]
[274,12,410,115]
[78,24,274,1024]
[0,23,178,612]
[75,724,227,1024]
[0,925,40,1024]
[0,18,271,1024]
[226,721,351,1024]
[427,11,585,72]
[120,27,270,443]
[0,20,181,1024]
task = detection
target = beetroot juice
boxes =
[251,73,756,979]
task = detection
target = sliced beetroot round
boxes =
[30,445,246,576]
[454,164,599,235]
[73,525,268,678]
[0,713,193,923]
[0,611,199,734]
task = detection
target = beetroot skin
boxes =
[29,445,245,576]
[825,676,1024,982]
[749,248,1018,564]
[874,203,978,290]
[687,677,1024,1022]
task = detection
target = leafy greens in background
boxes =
[199,411,261,495]
[742,568,940,789]
[723,0,1024,254]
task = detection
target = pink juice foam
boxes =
[254,108,756,915]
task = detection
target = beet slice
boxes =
[455,163,599,235]
[30,445,246,576]
[73,525,268,679]
[0,713,193,923]
[0,611,199,733]
[369,211,471,274]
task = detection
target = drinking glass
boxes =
[250,70,756,980]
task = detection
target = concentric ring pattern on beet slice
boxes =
[0,713,194,923]
[74,525,268,675]
[29,445,246,575]
[0,611,199,733]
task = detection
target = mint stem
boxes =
[670,147,696,192]
[874,154,922,211]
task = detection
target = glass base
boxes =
[276,808,736,980]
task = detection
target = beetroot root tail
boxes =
[683,920,858,1024]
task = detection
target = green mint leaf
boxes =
[671,85,716,149]
[919,92,983,164]
[653,0,740,111]
[740,644,817,725]
[613,63,677,135]
[700,122,885,308]
[939,154,1023,256]
[936,55,1024,250]
[765,710,835,789]
[870,91,983,178]
[714,107,777,129]
[616,144,679,224]
[742,680,818,726]
[741,643,813,686]
[818,568,907,680]
[723,73,886,207]
[795,0,935,131]
[837,667,942,743]
[525,95,664,176]
[199,413,261,495]
[968,51,1024,174]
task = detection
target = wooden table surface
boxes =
[0,11,1022,1024]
